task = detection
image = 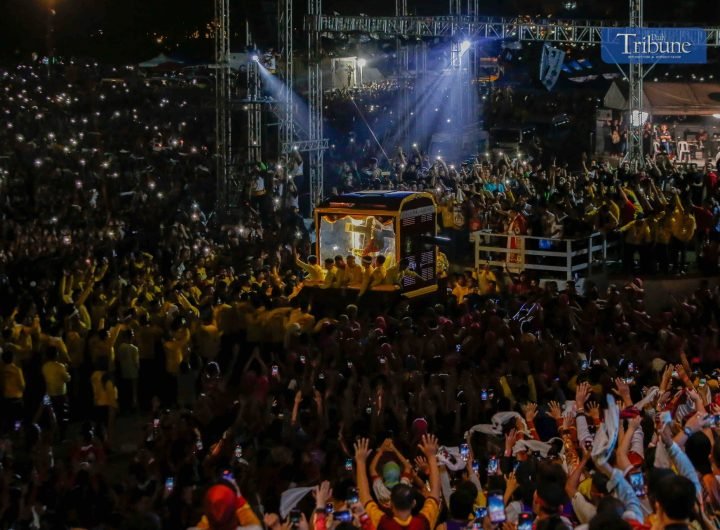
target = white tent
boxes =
[138,54,184,68]
[604,81,720,116]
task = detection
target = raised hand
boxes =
[414,455,429,475]
[354,438,372,464]
[523,402,538,423]
[548,400,563,421]
[504,470,518,499]
[575,381,591,410]
[418,434,439,457]
[613,377,632,407]
[505,428,521,453]
[586,401,600,421]
[660,364,673,392]
[313,480,333,509]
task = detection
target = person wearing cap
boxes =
[294,253,324,282]
[370,255,387,288]
[368,439,414,508]
[358,255,375,296]
[355,436,441,530]
[345,255,363,286]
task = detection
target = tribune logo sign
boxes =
[601,28,707,64]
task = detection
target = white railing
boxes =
[470,231,619,281]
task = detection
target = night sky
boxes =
[0,0,718,63]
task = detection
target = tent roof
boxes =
[604,81,720,116]
[138,54,184,68]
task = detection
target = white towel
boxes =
[280,486,315,519]
[512,437,563,458]
[591,395,619,465]
[465,411,528,438]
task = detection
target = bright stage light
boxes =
[357,58,367,68]
[460,40,471,54]
[251,55,259,62]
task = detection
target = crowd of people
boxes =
[2,62,720,530]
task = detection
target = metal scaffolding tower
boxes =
[276,0,328,211]
[277,0,294,151]
[214,0,235,210]
[307,0,325,208]
[246,24,262,164]
[394,0,409,150]
[626,0,643,165]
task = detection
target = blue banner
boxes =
[601,27,707,64]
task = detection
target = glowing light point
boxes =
[357,58,367,67]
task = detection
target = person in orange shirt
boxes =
[1,349,25,433]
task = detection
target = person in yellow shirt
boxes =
[295,253,324,282]
[42,347,71,439]
[1,349,25,432]
[452,275,471,303]
[116,330,140,412]
[370,255,388,289]
[91,357,118,445]
[385,258,422,288]
[355,435,441,530]
[619,213,652,274]
[358,255,375,296]
[652,209,673,274]
[320,258,338,289]
[436,249,449,279]
[134,314,163,409]
[345,255,363,286]
[331,255,347,288]
[474,263,498,295]
[163,319,191,405]
[669,194,696,274]
[287,299,316,334]
[89,322,127,370]
[194,312,222,362]
[64,311,88,368]
[261,306,292,346]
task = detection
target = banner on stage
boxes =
[601,28,707,64]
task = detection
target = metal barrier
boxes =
[470,231,619,281]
